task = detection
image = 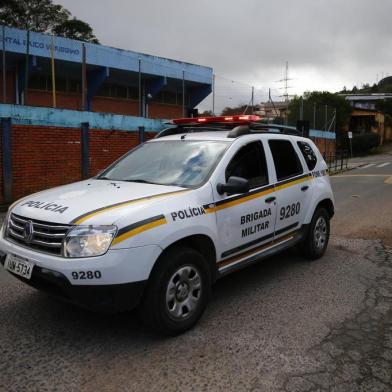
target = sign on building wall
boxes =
[0,26,82,63]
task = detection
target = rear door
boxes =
[267,138,313,239]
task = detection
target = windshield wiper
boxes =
[125,179,158,184]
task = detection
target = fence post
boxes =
[1,117,12,204]
[138,126,145,144]
[81,122,89,179]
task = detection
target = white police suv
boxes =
[0,115,334,334]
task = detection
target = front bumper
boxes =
[0,250,146,313]
[0,227,162,312]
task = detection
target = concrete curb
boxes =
[330,162,368,176]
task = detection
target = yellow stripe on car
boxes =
[73,189,189,225]
[112,217,167,246]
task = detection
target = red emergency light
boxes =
[170,114,261,125]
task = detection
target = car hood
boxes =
[11,179,187,225]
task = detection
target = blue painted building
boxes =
[0,25,213,118]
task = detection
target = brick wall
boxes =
[313,137,336,157]
[0,71,15,104]
[0,124,155,205]
[11,125,82,201]
[89,130,154,176]
[26,89,183,119]
[27,90,82,110]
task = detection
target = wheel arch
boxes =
[149,234,218,283]
[315,198,335,218]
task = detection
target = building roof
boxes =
[1,25,212,85]
[342,93,392,101]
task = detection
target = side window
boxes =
[297,141,318,171]
[268,139,303,181]
[225,141,268,189]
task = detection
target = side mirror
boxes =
[217,176,249,195]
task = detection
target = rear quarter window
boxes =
[297,141,318,170]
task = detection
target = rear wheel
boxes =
[138,246,211,335]
[301,207,330,260]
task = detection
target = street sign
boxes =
[348,131,353,157]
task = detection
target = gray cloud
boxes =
[56,0,392,111]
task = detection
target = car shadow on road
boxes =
[3,248,307,344]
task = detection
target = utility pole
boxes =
[81,44,87,110]
[268,88,279,119]
[313,102,316,129]
[50,35,56,108]
[2,25,6,103]
[251,86,254,114]
[182,70,185,117]
[138,58,142,116]
[24,29,30,105]
[300,96,304,120]
[324,104,328,157]
[212,74,215,115]
[333,108,337,155]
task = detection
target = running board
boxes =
[217,230,305,277]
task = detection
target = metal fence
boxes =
[325,150,349,173]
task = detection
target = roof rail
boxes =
[155,123,301,139]
[155,126,229,139]
[227,123,299,138]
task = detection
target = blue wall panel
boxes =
[0,104,167,132]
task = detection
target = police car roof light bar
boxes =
[170,115,261,125]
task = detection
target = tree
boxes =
[0,0,99,43]
[287,91,352,131]
[221,105,252,115]
[53,18,99,44]
[375,99,392,116]
[199,110,214,117]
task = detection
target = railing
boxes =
[325,150,349,173]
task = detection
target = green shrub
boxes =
[352,132,380,154]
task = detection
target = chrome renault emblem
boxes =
[24,220,34,243]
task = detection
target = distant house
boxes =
[341,94,392,144]
[256,101,289,121]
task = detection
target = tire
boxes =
[300,207,330,260]
[138,246,211,335]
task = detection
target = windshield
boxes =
[99,140,230,187]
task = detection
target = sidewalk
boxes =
[331,144,392,173]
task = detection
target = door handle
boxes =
[265,196,276,203]
[301,185,309,191]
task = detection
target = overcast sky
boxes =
[56,0,392,112]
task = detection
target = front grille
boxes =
[6,213,72,256]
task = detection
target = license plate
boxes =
[4,254,34,280]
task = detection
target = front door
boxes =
[212,140,277,268]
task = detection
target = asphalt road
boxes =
[0,155,391,391]
[332,154,392,246]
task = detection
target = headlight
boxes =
[63,225,117,258]
[1,211,10,236]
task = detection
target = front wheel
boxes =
[138,246,211,335]
[300,207,330,260]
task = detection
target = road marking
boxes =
[377,162,390,168]
[384,176,392,184]
[333,174,392,178]
[360,163,376,169]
